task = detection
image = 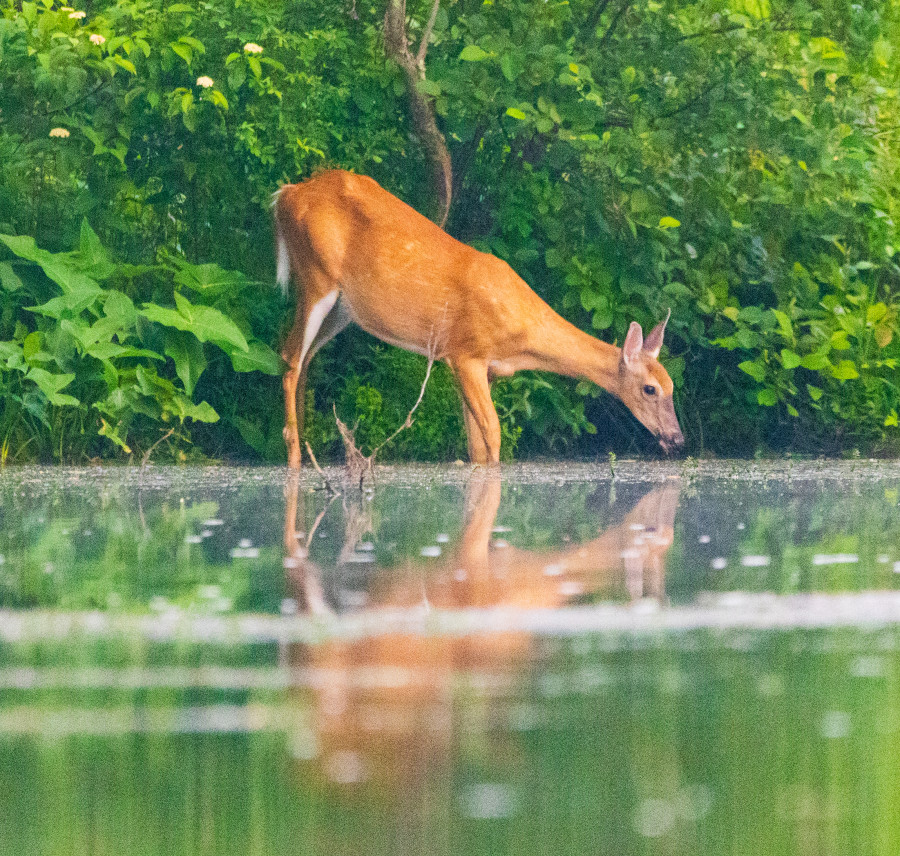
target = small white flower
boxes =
[49,127,71,138]
[243,42,263,54]
[89,33,105,45]
[68,10,86,19]
[196,75,214,88]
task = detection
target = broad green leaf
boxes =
[780,349,801,369]
[830,360,859,380]
[658,216,681,229]
[140,294,248,353]
[27,285,103,319]
[173,396,219,423]
[459,44,488,61]
[26,368,78,406]
[173,292,248,352]
[416,78,442,97]
[771,309,793,339]
[232,415,266,455]
[173,262,249,293]
[102,290,137,327]
[170,42,192,65]
[135,364,176,398]
[230,340,283,375]
[112,55,136,74]
[23,332,42,362]
[0,235,102,294]
[806,384,823,401]
[800,353,830,371]
[505,107,527,120]
[0,341,24,367]
[830,330,851,350]
[0,262,22,292]
[98,418,131,453]
[164,328,207,395]
[208,90,229,110]
[79,219,112,273]
[499,54,519,81]
[87,343,164,361]
[757,388,778,406]
[738,360,766,383]
[179,36,205,53]
[867,303,888,325]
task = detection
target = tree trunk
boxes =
[383,0,452,228]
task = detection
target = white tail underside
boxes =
[276,229,290,298]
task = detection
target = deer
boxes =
[273,170,685,468]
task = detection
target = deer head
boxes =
[618,311,684,454]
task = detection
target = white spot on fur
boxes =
[299,291,340,368]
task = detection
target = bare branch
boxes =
[305,441,339,494]
[584,0,613,35]
[653,47,755,122]
[416,0,441,70]
[372,356,434,454]
[305,493,339,549]
[598,0,630,48]
[334,404,374,489]
[330,352,436,488]
[141,428,175,467]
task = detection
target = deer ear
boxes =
[622,321,644,365]
[642,308,671,360]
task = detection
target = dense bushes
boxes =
[2,0,900,462]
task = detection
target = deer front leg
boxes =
[453,359,501,465]
[461,400,488,464]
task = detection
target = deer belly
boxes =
[344,289,452,359]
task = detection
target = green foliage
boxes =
[2,0,900,459]
[0,222,281,460]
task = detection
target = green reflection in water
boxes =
[0,631,897,856]
[0,462,899,856]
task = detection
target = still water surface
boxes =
[0,461,898,855]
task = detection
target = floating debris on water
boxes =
[820,710,851,739]
[459,783,519,819]
[812,554,859,565]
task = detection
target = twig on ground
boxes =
[333,355,435,488]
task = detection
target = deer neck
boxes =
[525,312,623,397]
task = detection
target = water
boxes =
[0,461,899,855]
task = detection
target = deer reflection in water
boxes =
[281,473,680,798]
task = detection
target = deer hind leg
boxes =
[282,286,350,468]
[452,359,501,465]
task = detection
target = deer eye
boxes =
[643,384,657,396]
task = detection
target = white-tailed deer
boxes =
[274,170,684,467]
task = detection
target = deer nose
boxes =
[659,431,685,455]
